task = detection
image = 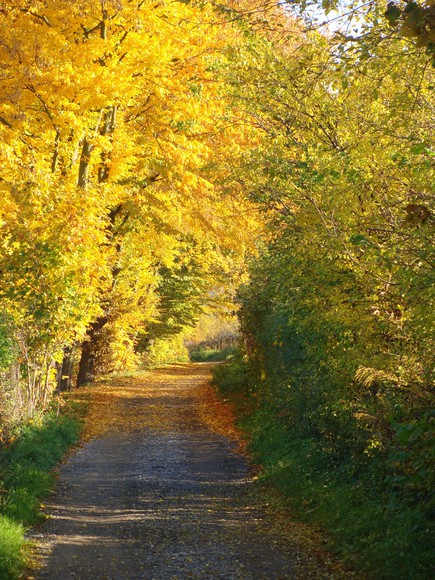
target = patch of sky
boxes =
[281,0,372,34]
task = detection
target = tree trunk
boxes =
[76,339,94,387]
[78,138,94,188]
[56,345,75,392]
[76,317,107,386]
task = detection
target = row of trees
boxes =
[225,0,434,557]
[1,1,433,453]
[0,0,261,432]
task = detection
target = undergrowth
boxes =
[212,355,434,580]
[0,403,84,579]
[189,345,237,362]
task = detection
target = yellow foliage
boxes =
[0,0,264,409]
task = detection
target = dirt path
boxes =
[29,363,350,579]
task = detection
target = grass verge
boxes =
[212,358,434,580]
[0,400,86,579]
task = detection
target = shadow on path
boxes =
[30,364,346,580]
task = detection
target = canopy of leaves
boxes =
[0,0,261,419]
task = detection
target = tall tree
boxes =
[224,0,434,468]
[0,0,261,414]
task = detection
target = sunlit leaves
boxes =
[0,0,262,415]
[228,2,434,464]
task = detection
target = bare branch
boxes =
[20,8,52,27]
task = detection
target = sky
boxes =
[285,0,370,34]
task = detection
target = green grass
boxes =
[0,516,24,580]
[245,410,433,579]
[212,360,434,580]
[189,345,237,362]
[0,409,83,579]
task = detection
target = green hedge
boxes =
[212,356,434,579]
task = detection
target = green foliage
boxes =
[189,345,237,362]
[211,350,244,387]
[213,16,435,576]
[212,359,434,579]
[0,516,25,580]
[383,1,435,62]
[288,0,435,64]
[0,412,82,578]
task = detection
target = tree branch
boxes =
[20,8,52,27]
[0,115,12,129]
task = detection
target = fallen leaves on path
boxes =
[195,372,249,456]
[61,363,358,579]
[70,363,224,442]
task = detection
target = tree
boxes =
[223,0,433,497]
[0,0,261,417]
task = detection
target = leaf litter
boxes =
[29,363,357,579]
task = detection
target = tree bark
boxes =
[77,138,94,188]
[76,316,107,386]
[56,345,75,392]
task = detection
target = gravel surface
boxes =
[29,364,347,580]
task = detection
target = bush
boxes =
[212,358,435,579]
[189,345,237,362]
[211,351,251,395]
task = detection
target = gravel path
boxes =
[29,364,346,580]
